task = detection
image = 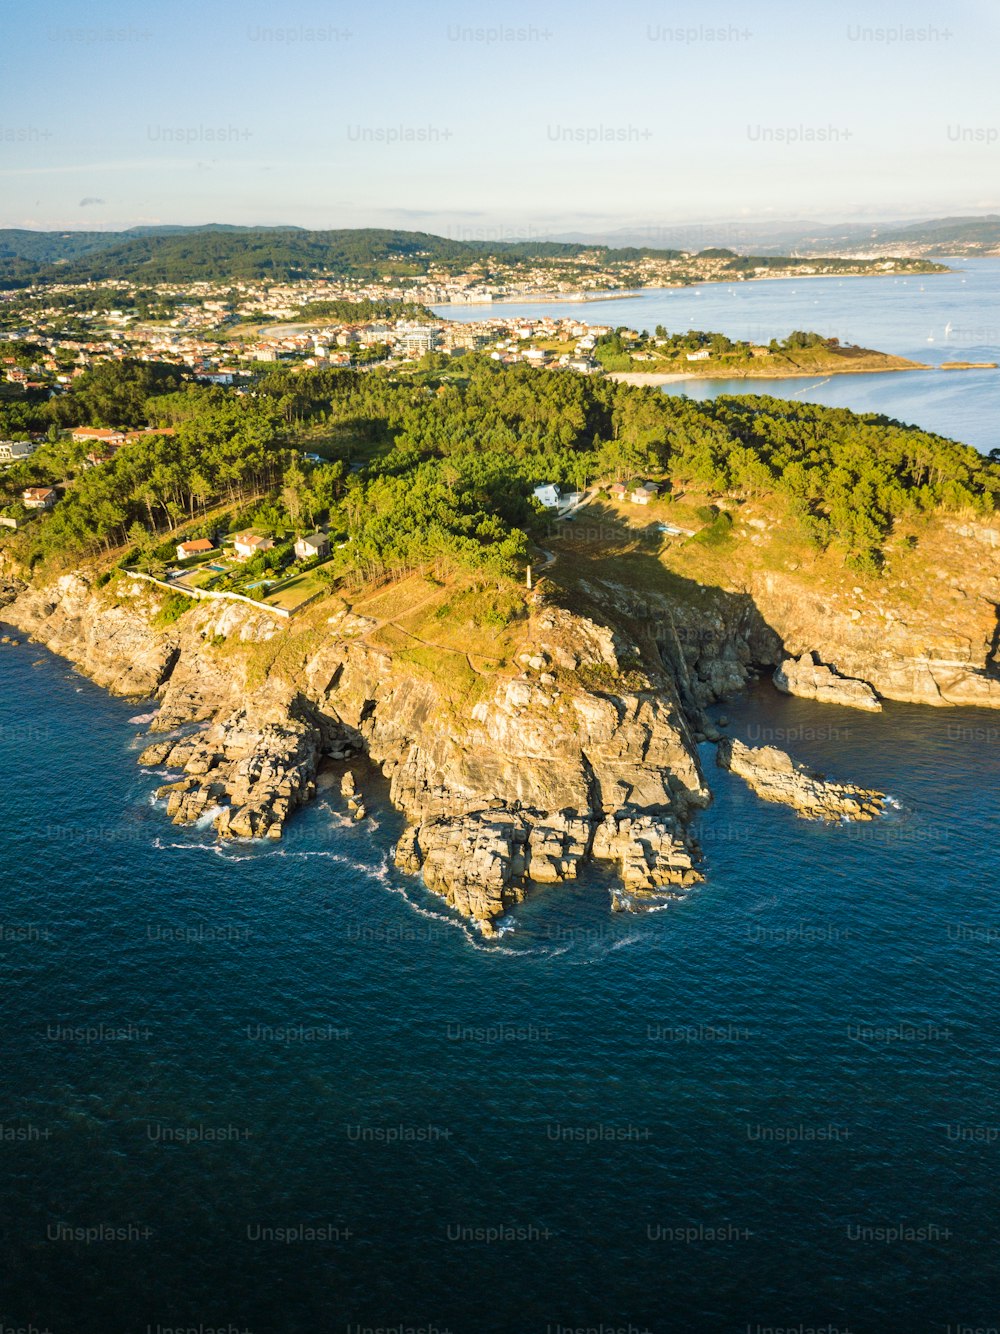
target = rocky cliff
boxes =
[636,510,1000,711]
[3,526,995,934]
[1,572,710,934]
[773,651,882,712]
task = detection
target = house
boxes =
[23,487,57,510]
[610,481,629,500]
[0,440,37,463]
[176,538,215,562]
[71,427,127,444]
[533,484,561,510]
[232,531,275,561]
[294,531,331,561]
[123,428,175,443]
[686,348,711,362]
[631,483,660,505]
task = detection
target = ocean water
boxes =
[4,642,1000,1332]
[4,262,1000,1332]
[434,256,1000,454]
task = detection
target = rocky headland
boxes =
[2,510,997,936]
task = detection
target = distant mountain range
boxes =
[0,215,996,288]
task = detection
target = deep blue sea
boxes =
[4,262,1000,1333]
[435,256,1000,454]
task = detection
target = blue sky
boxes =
[2,0,998,234]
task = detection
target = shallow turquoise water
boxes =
[3,634,1000,1333]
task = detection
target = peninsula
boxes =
[2,356,998,937]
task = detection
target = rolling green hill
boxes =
[0,226,684,288]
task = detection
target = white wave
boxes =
[193,804,226,830]
[129,711,158,724]
[150,836,258,861]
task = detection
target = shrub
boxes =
[152,592,192,626]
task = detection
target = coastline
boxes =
[4,496,1000,934]
[437,291,642,308]
[606,361,929,386]
[433,265,953,311]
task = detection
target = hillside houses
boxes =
[533,484,561,509]
[0,440,38,463]
[232,532,274,561]
[294,531,331,561]
[176,538,215,562]
[631,482,661,505]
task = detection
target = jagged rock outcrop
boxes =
[717,738,885,821]
[142,701,322,840]
[0,576,26,610]
[399,812,530,933]
[577,577,783,708]
[7,573,178,696]
[591,810,702,894]
[9,545,983,932]
[365,607,713,927]
[773,651,882,711]
[4,571,712,926]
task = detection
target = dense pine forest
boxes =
[2,357,996,581]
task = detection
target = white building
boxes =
[0,440,36,462]
[294,531,331,561]
[533,484,561,509]
[232,532,275,561]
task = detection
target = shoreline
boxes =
[434,266,953,310]
[436,291,641,308]
[606,362,930,386]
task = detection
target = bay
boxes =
[435,256,1000,454]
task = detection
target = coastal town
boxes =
[0,292,617,391]
[0,244,942,395]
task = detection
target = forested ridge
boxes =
[2,357,996,581]
[0,226,685,288]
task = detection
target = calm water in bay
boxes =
[3,265,1000,1333]
[435,256,1000,454]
